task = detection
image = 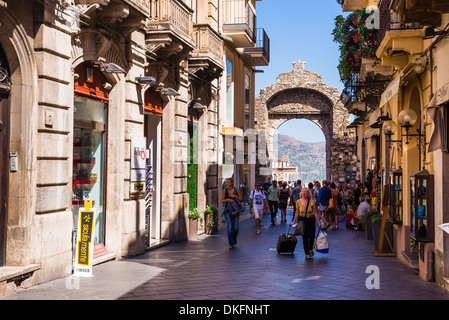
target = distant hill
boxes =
[273,134,326,184]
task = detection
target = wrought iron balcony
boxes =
[240,28,270,66]
[222,0,256,48]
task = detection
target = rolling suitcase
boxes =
[277,226,297,254]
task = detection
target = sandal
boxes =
[305,255,311,259]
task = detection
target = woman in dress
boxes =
[329,182,347,230]
[278,181,290,223]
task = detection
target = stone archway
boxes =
[255,60,357,183]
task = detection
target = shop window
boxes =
[390,168,403,224]
[410,170,434,243]
[72,63,108,258]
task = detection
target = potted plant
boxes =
[205,205,219,235]
[333,8,381,83]
[188,208,203,241]
[370,210,393,252]
[363,209,377,240]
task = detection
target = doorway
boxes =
[143,88,163,248]
[0,97,8,267]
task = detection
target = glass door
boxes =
[72,97,106,258]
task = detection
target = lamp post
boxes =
[382,108,426,170]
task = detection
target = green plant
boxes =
[363,209,380,223]
[189,208,203,224]
[332,8,381,82]
[204,205,218,228]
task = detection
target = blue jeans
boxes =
[224,211,240,246]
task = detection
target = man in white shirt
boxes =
[350,197,371,228]
[250,183,268,235]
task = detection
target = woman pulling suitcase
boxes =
[291,188,321,259]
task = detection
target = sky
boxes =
[254,0,346,143]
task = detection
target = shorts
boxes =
[253,208,264,220]
[318,204,328,211]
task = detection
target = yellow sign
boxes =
[74,198,95,277]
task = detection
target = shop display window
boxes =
[390,168,403,224]
[410,170,434,243]
[72,96,106,254]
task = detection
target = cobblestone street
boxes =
[2,208,449,305]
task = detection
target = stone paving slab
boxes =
[2,208,449,304]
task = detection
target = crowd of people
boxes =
[221,176,375,255]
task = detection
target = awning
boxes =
[363,127,381,140]
[380,76,401,108]
[427,94,440,152]
[427,83,449,152]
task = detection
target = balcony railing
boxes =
[256,28,270,63]
[222,0,256,43]
[377,0,422,45]
[148,0,193,41]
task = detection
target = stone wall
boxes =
[255,60,357,184]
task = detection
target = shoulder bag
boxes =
[294,200,309,236]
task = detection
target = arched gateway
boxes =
[255,60,357,183]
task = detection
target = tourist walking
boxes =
[308,182,318,203]
[221,178,243,249]
[267,180,280,225]
[329,182,347,230]
[249,183,268,235]
[278,182,290,223]
[341,184,354,213]
[291,188,321,259]
[289,180,302,221]
[262,177,272,197]
[316,180,332,230]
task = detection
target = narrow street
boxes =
[2,209,448,302]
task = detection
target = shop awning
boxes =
[363,127,381,140]
[426,83,449,152]
[380,76,401,108]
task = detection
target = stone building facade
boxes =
[255,60,357,184]
[0,0,268,295]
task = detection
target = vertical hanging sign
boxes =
[130,136,147,194]
[74,198,95,277]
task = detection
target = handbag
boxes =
[328,197,334,209]
[314,228,329,253]
[327,188,334,209]
[294,200,309,236]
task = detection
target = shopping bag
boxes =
[314,228,329,253]
[293,220,304,236]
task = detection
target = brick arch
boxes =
[255,60,356,183]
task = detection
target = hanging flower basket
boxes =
[352,34,360,44]
[353,49,361,60]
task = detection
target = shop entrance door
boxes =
[144,114,161,247]
[0,98,9,267]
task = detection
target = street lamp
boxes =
[398,109,419,144]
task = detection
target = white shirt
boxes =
[250,190,266,210]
